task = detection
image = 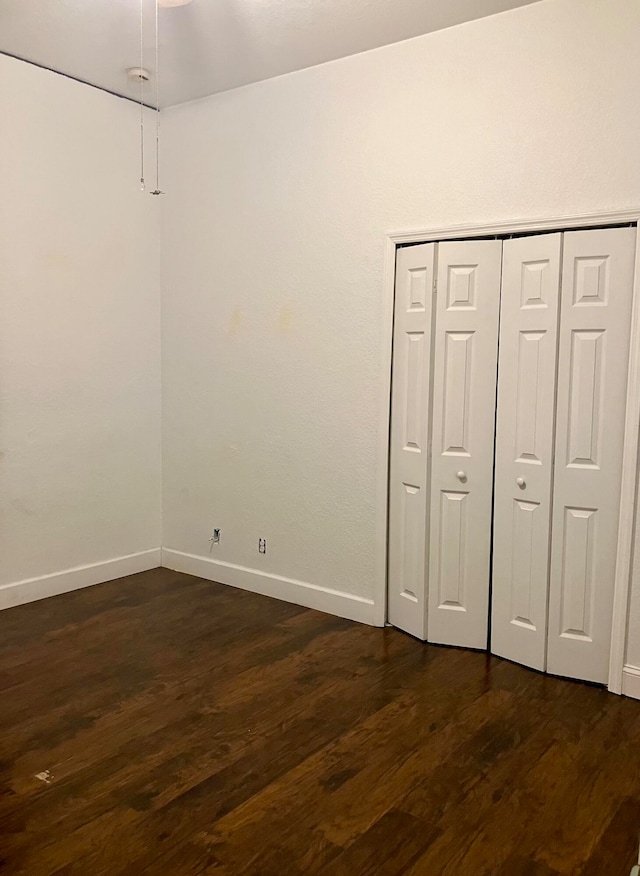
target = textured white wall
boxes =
[0,55,162,590]
[161,0,640,640]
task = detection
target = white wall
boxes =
[160,0,640,632]
[0,55,162,605]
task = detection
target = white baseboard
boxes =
[0,546,378,627]
[622,664,640,700]
[0,549,162,611]
[161,548,378,626]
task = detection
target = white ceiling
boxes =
[0,0,541,108]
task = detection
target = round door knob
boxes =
[456,471,467,482]
[516,477,526,488]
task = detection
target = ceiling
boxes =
[0,0,541,108]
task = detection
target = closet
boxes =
[387,225,636,685]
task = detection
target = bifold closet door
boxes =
[427,239,502,649]
[388,243,435,639]
[491,234,562,671]
[547,226,636,684]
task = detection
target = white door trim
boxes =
[377,209,640,693]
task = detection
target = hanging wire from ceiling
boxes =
[150,0,164,195]
[139,0,145,191]
[136,0,164,195]
[135,0,194,192]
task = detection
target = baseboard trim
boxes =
[161,548,378,626]
[1,546,378,626]
[0,549,162,611]
[622,664,640,700]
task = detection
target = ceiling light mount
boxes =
[127,67,151,83]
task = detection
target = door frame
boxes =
[376,209,640,694]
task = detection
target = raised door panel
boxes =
[427,239,502,648]
[547,227,636,683]
[388,244,435,639]
[491,234,561,670]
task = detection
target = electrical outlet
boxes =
[258,538,267,554]
[209,528,221,545]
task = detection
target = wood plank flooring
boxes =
[0,568,639,874]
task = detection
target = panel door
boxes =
[388,243,436,639]
[427,239,502,648]
[547,226,636,683]
[491,233,562,670]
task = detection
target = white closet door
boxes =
[547,227,636,683]
[491,234,562,670]
[427,239,502,648]
[388,243,436,639]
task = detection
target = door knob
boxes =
[516,477,526,488]
[456,471,467,482]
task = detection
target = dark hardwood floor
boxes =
[0,568,639,875]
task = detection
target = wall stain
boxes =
[226,308,244,336]
[12,498,36,517]
[43,252,72,271]
[278,305,294,334]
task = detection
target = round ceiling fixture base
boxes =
[127,67,151,83]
